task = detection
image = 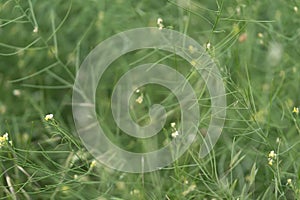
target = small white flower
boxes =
[170,122,176,128]
[90,160,97,169]
[3,133,8,140]
[267,150,277,166]
[130,189,140,195]
[157,18,163,25]
[157,17,164,30]
[287,178,292,185]
[171,130,179,138]
[135,94,143,104]
[33,26,38,33]
[13,89,21,96]
[268,150,276,159]
[206,42,211,50]
[259,39,264,45]
[0,132,11,148]
[258,32,264,38]
[294,6,298,13]
[44,114,54,121]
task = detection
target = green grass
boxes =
[1,0,300,199]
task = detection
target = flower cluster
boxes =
[44,114,54,121]
[257,32,264,45]
[170,122,179,138]
[157,18,164,30]
[135,90,143,104]
[268,150,277,166]
[0,133,12,148]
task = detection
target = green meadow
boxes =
[0,0,300,199]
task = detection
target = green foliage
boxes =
[0,0,300,199]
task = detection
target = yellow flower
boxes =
[90,160,97,169]
[0,133,11,148]
[61,185,70,193]
[0,136,6,143]
[44,114,54,121]
[292,107,299,114]
[268,158,274,166]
